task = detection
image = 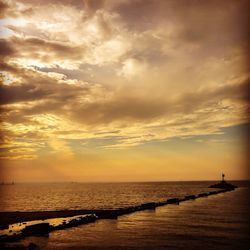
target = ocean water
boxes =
[0,181,237,212]
[1,182,250,249]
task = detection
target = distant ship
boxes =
[209,173,237,189]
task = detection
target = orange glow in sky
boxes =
[0,0,249,182]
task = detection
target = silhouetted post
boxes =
[222,173,225,182]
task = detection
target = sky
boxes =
[0,0,249,182]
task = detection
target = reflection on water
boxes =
[17,187,250,250]
[0,181,237,212]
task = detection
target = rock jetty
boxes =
[209,173,237,189]
[0,179,238,243]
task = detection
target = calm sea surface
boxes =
[0,181,240,212]
[1,182,250,249]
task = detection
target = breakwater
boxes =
[0,187,236,242]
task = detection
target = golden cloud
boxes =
[0,0,249,162]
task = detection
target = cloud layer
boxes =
[0,0,249,163]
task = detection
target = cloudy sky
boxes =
[0,0,249,182]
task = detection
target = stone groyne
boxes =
[0,187,236,243]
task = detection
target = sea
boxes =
[1,181,250,249]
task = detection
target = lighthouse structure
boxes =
[222,173,225,182]
[209,173,237,189]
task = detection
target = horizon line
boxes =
[1,179,250,184]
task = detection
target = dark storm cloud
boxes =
[0,0,249,155]
[0,39,16,58]
[0,0,8,18]
[0,67,93,105]
[14,0,84,7]
[0,62,21,74]
[9,37,84,61]
[174,79,250,115]
[113,0,249,30]
[0,84,49,105]
[114,0,249,56]
[72,96,167,124]
[2,66,248,128]
[83,0,106,13]
[71,79,250,125]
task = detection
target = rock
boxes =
[28,242,40,250]
[209,180,237,189]
[156,201,168,206]
[52,214,98,230]
[197,193,209,197]
[208,191,217,195]
[21,223,50,236]
[166,198,179,204]
[184,195,196,200]
[140,202,156,210]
